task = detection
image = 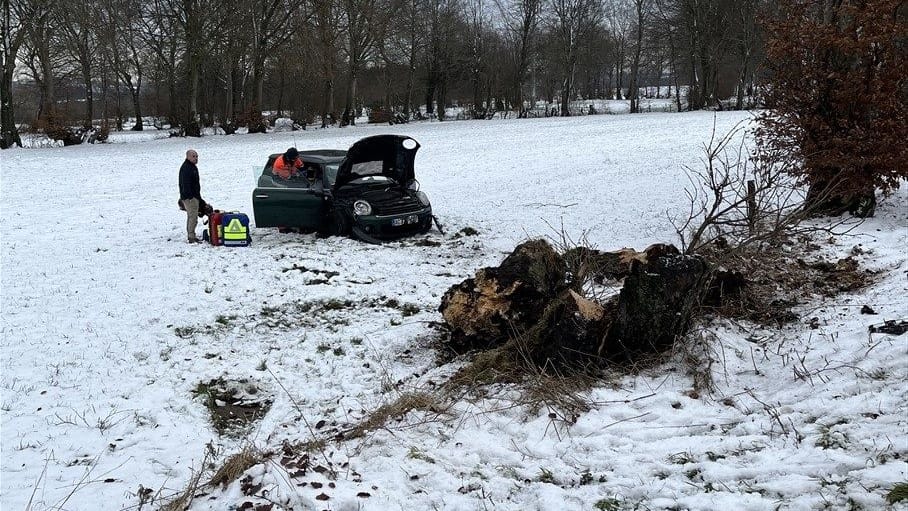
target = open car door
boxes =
[252,156,325,230]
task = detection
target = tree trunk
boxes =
[321,78,334,127]
[188,56,199,125]
[81,62,93,128]
[343,67,358,126]
[425,78,435,119]
[114,79,123,130]
[1,66,22,148]
[38,41,54,121]
[628,1,644,114]
[254,63,265,111]
[560,58,575,117]
[130,86,143,131]
[615,60,623,100]
[435,79,446,121]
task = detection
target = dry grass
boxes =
[208,444,264,488]
[700,238,876,325]
[445,331,598,421]
[158,444,216,511]
[345,391,446,440]
[157,443,264,511]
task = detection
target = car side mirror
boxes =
[407,179,420,191]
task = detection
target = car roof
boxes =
[267,150,347,165]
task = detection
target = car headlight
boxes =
[353,200,372,216]
[416,191,430,206]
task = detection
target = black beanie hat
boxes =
[286,147,299,159]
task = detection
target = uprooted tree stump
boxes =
[439,239,568,351]
[439,239,711,369]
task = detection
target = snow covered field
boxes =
[2,112,906,510]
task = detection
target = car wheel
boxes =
[330,209,351,236]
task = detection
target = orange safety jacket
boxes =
[274,156,302,179]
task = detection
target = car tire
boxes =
[330,209,351,237]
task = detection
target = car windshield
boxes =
[324,163,340,185]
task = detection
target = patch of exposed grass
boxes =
[406,447,436,464]
[174,326,196,338]
[887,482,908,504]
[594,498,621,511]
[815,419,850,450]
[322,298,353,311]
[260,305,280,317]
[400,303,421,317]
[193,378,272,436]
[215,314,237,326]
[454,227,479,238]
[446,340,595,419]
[159,443,217,511]
[537,468,556,484]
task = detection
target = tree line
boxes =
[1,0,765,147]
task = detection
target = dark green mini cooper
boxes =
[252,135,436,242]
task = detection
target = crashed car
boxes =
[252,135,436,242]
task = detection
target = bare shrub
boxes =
[673,120,803,255]
[666,119,878,387]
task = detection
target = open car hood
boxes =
[333,135,420,190]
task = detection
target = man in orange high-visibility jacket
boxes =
[274,147,303,179]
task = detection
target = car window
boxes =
[324,163,340,185]
[351,160,383,178]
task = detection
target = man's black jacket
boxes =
[179,159,201,200]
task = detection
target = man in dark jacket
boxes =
[178,149,202,243]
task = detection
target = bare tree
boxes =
[378,0,426,118]
[496,0,541,117]
[549,0,603,116]
[311,0,342,126]
[651,0,683,110]
[626,0,651,113]
[55,0,99,128]
[18,0,57,122]
[423,0,460,121]
[141,0,181,123]
[671,120,827,255]
[245,0,306,111]
[340,0,382,125]
[675,0,731,110]
[151,0,223,131]
[96,0,150,130]
[604,0,631,100]
[731,0,760,110]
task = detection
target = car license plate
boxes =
[392,215,420,227]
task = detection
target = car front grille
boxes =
[372,197,423,216]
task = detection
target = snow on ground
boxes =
[1,111,906,511]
